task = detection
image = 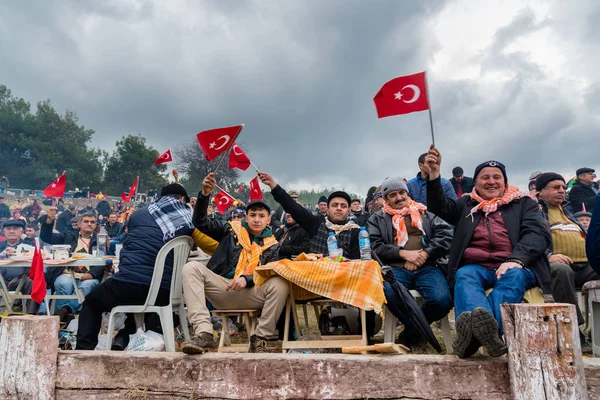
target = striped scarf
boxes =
[229,221,278,279]
[383,200,427,247]
[468,185,527,218]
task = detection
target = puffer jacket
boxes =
[194,193,279,287]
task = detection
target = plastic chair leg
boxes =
[440,316,453,353]
[159,308,176,352]
[177,303,191,342]
[106,310,117,349]
[383,307,396,343]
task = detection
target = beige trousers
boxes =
[181,261,289,338]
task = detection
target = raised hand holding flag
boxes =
[229,144,251,171]
[121,176,139,202]
[155,149,173,165]
[42,171,67,198]
[249,177,263,201]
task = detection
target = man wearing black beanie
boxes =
[536,172,599,353]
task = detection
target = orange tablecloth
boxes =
[254,259,386,313]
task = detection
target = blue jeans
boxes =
[39,275,100,314]
[0,267,25,282]
[383,265,453,336]
[454,264,536,331]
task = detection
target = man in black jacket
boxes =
[350,199,370,227]
[449,166,475,197]
[181,172,288,354]
[424,147,552,358]
[40,210,104,318]
[569,167,598,213]
[275,213,311,259]
[56,203,76,233]
[368,177,453,349]
[259,172,361,259]
[0,197,10,220]
[105,212,122,239]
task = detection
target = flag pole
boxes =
[424,71,436,148]
[214,184,235,198]
[212,124,245,174]
[250,161,261,173]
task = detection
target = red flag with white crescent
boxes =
[42,172,67,198]
[249,177,263,201]
[196,125,244,161]
[214,190,235,214]
[373,72,429,118]
[155,149,173,165]
[121,176,139,203]
[228,143,251,171]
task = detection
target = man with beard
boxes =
[368,177,453,349]
[424,147,551,359]
[449,167,475,197]
[350,199,370,227]
[275,213,311,260]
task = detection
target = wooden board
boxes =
[342,343,409,355]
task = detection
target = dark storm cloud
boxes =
[1,0,598,194]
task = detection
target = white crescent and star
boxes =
[232,144,244,156]
[394,85,421,103]
[209,135,231,150]
[218,196,230,205]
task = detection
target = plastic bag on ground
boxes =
[100,311,126,334]
[125,328,165,351]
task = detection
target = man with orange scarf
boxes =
[424,146,552,359]
[181,172,288,354]
[368,177,453,350]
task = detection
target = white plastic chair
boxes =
[105,236,193,352]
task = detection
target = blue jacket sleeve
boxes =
[442,179,458,200]
[586,195,600,274]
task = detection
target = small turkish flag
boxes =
[29,246,46,304]
[214,190,235,214]
[196,125,244,161]
[249,177,263,201]
[155,149,173,165]
[373,72,429,118]
[42,172,67,198]
[236,184,245,193]
[121,176,139,203]
[228,144,251,171]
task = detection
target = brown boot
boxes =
[182,332,217,355]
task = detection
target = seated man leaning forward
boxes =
[181,172,288,354]
[424,146,552,358]
[368,177,453,349]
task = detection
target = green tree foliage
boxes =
[103,135,168,194]
[0,85,104,190]
[173,140,240,195]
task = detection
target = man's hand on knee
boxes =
[496,261,523,280]
[226,277,247,291]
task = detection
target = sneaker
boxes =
[454,311,480,359]
[182,332,217,355]
[471,307,507,357]
[249,335,279,353]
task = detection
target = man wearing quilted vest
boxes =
[424,146,552,359]
[181,172,288,354]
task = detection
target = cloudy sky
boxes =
[1,0,598,196]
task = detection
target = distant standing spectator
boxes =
[449,167,475,197]
[56,203,77,233]
[0,197,10,220]
[0,176,9,194]
[569,167,598,213]
[78,202,95,216]
[96,198,111,217]
[407,153,457,205]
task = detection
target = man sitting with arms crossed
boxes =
[424,146,552,358]
[181,172,288,354]
[368,177,453,349]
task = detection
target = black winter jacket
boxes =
[426,177,552,293]
[56,210,75,233]
[194,193,279,287]
[449,176,475,195]
[367,210,453,266]
[40,220,104,291]
[275,224,311,259]
[569,181,598,213]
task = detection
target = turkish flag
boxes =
[236,184,245,193]
[155,149,173,165]
[121,176,139,202]
[196,125,244,161]
[249,177,263,201]
[214,190,235,214]
[28,246,46,304]
[42,172,67,198]
[228,143,251,171]
[373,72,429,118]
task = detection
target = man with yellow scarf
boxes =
[181,172,288,354]
[424,146,552,359]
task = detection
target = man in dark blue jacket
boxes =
[76,183,196,350]
[407,153,457,205]
[587,195,600,274]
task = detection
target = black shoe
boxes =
[110,334,129,351]
[397,329,426,352]
[182,332,217,355]
[580,331,592,354]
[454,311,480,358]
[249,335,279,353]
[471,307,506,357]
